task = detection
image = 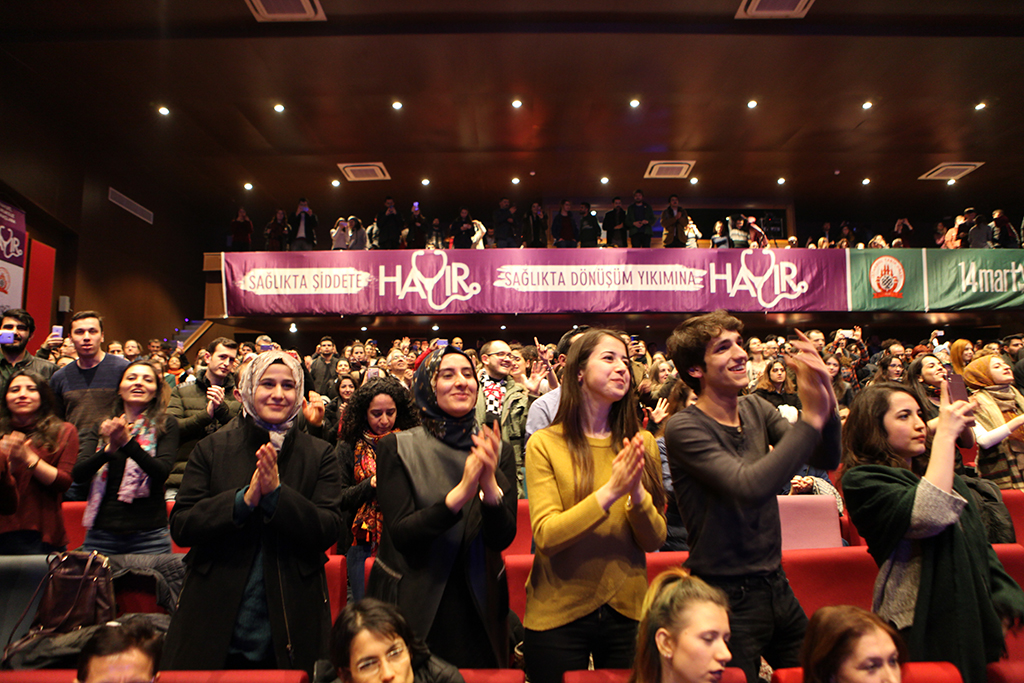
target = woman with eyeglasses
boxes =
[330,598,464,683]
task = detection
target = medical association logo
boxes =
[869,255,905,299]
[0,267,9,295]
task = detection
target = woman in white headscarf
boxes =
[162,351,343,677]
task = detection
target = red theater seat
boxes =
[503,499,532,558]
[62,501,188,553]
[505,553,532,621]
[646,551,688,584]
[988,660,1024,682]
[777,495,843,551]
[160,672,309,683]
[993,544,1024,660]
[772,662,962,682]
[564,669,744,683]
[0,670,75,683]
[461,669,526,683]
[781,546,877,618]
[325,555,347,623]
[1000,490,1024,544]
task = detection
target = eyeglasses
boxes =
[355,644,408,678]
[487,351,512,359]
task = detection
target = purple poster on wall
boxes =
[0,200,27,313]
[222,248,849,316]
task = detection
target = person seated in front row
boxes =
[328,598,464,683]
[800,605,906,683]
[74,620,163,683]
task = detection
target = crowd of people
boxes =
[227,194,1024,252]
[4,306,1024,683]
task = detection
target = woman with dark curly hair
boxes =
[339,378,420,601]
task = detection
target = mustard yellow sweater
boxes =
[523,425,667,631]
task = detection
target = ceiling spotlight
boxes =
[600,177,609,185]
[274,104,285,113]
[500,325,507,330]
[947,178,956,186]
[591,210,597,216]
[862,178,871,185]
[777,178,786,185]
[392,101,403,110]
[629,99,640,108]
[512,99,522,109]
[512,177,520,185]
[975,102,986,111]
[360,326,367,332]
[289,323,297,333]
[332,179,341,187]
[431,324,439,332]
[689,177,698,185]
[157,106,170,116]
[419,178,430,186]
[747,100,758,109]
[862,101,873,110]
[243,183,253,191]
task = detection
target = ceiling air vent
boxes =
[643,161,696,180]
[245,0,325,22]
[736,0,816,19]
[338,163,391,182]
[918,162,985,181]
[108,187,153,224]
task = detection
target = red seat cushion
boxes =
[781,546,877,618]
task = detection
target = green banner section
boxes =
[926,250,1024,311]
[849,250,926,311]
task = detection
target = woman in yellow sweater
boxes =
[524,329,667,683]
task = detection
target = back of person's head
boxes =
[330,598,429,677]
[666,310,744,396]
[800,605,906,683]
[841,382,920,472]
[76,621,162,683]
[631,567,730,683]
[556,325,591,360]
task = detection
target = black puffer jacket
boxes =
[166,370,239,489]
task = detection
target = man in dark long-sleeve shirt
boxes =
[664,310,840,683]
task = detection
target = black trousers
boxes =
[524,604,637,683]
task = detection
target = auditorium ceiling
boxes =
[2,0,1023,231]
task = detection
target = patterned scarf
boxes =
[413,346,478,450]
[236,351,304,448]
[350,429,397,547]
[82,414,157,529]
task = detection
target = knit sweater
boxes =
[524,425,666,630]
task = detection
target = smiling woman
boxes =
[72,359,178,555]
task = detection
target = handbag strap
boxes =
[50,551,102,633]
[3,552,64,654]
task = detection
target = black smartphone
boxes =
[948,373,969,403]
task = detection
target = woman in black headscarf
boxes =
[367,345,518,669]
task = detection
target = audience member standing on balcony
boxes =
[551,200,579,248]
[346,216,368,251]
[579,203,601,248]
[228,207,253,251]
[264,209,289,251]
[660,195,688,248]
[493,197,519,249]
[524,201,549,248]
[449,208,475,249]
[376,197,405,250]
[288,198,318,251]
[406,202,428,249]
[625,190,655,248]
[524,329,666,683]
[603,197,628,248]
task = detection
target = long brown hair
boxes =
[112,360,171,432]
[0,369,68,452]
[841,382,918,472]
[801,605,907,683]
[753,358,794,394]
[552,329,665,510]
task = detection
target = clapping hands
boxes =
[244,441,280,507]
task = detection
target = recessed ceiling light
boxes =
[777,178,786,185]
[392,101,403,110]
[421,178,430,186]
[747,100,758,109]
[689,177,698,185]
[590,210,597,216]
[975,102,986,111]
[862,101,873,110]
[512,99,522,109]
[947,179,956,186]
[431,324,439,332]
[157,106,170,116]
[629,99,640,108]
[331,179,341,187]
[862,178,871,185]
[360,326,367,332]
[274,104,285,113]
[243,183,253,191]
[289,323,297,333]
[512,177,520,185]
[500,325,507,330]
[600,177,609,185]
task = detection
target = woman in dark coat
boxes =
[368,346,517,669]
[162,351,343,675]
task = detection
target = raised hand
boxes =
[522,361,549,396]
[649,398,670,426]
[255,442,280,495]
[302,391,325,427]
[471,423,503,505]
[787,330,837,430]
[243,466,263,507]
[206,385,226,417]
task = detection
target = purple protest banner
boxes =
[222,248,848,316]
[0,200,28,312]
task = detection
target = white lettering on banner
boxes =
[239,267,371,294]
[708,249,809,308]
[958,261,1024,294]
[377,250,482,310]
[0,225,24,260]
[493,264,706,292]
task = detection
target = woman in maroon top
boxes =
[0,369,79,554]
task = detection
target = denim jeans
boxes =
[701,568,808,683]
[346,543,374,602]
[524,604,638,683]
[83,527,172,555]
